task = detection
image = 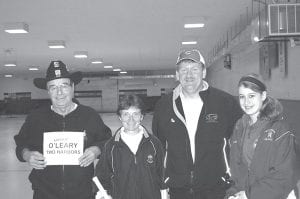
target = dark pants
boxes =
[169,186,226,199]
[33,190,95,199]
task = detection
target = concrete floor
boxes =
[0,113,153,199]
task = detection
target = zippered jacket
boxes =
[152,83,242,191]
[227,114,296,199]
[14,104,111,199]
[96,126,165,199]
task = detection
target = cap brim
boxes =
[33,71,83,90]
[176,58,200,65]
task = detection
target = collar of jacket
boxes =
[172,81,209,125]
[50,103,81,118]
[113,125,150,142]
[241,113,282,127]
[51,102,78,116]
[240,114,275,144]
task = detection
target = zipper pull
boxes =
[189,171,194,194]
[190,171,194,184]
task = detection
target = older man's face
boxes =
[47,78,74,108]
[176,61,206,96]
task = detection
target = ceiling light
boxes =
[253,36,260,42]
[113,68,121,72]
[74,51,88,58]
[184,23,205,28]
[4,62,16,67]
[91,58,103,64]
[120,71,127,74]
[4,22,29,34]
[104,64,113,69]
[48,40,66,49]
[183,16,206,29]
[182,41,197,45]
[4,74,13,78]
[3,49,17,66]
[29,67,39,71]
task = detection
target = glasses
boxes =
[48,83,72,93]
[120,111,142,121]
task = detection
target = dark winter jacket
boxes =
[227,113,296,199]
[14,104,111,199]
[96,126,165,199]
[152,83,242,191]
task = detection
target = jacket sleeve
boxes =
[249,127,296,199]
[295,134,300,160]
[95,141,113,194]
[225,96,243,139]
[14,113,34,162]
[152,100,167,150]
[86,111,112,153]
[226,119,248,198]
[154,136,167,190]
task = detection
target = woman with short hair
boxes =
[95,94,167,199]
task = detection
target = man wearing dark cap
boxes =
[14,61,112,199]
[152,49,243,199]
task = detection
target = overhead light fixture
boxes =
[182,41,197,45]
[29,67,39,71]
[4,59,17,67]
[120,71,127,74]
[48,40,66,49]
[4,74,13,78]
[74,51,88,58]
[113,68,121,72]
[4,22,29,34]
[4,62,16,67]
[91,58,103,64]
[3,49,17,66]
[104,64,113,69]
[184,16,206,30]
[253,36,260,42]
[184,23,205,28]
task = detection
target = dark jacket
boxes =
[96,126,165,199]
[227,113,296,199]
[152,83,242,191]
[14,104,111,199]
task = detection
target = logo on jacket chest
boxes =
[264,129,275,141]
[146,154,154,164]
[205,113,218,123]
